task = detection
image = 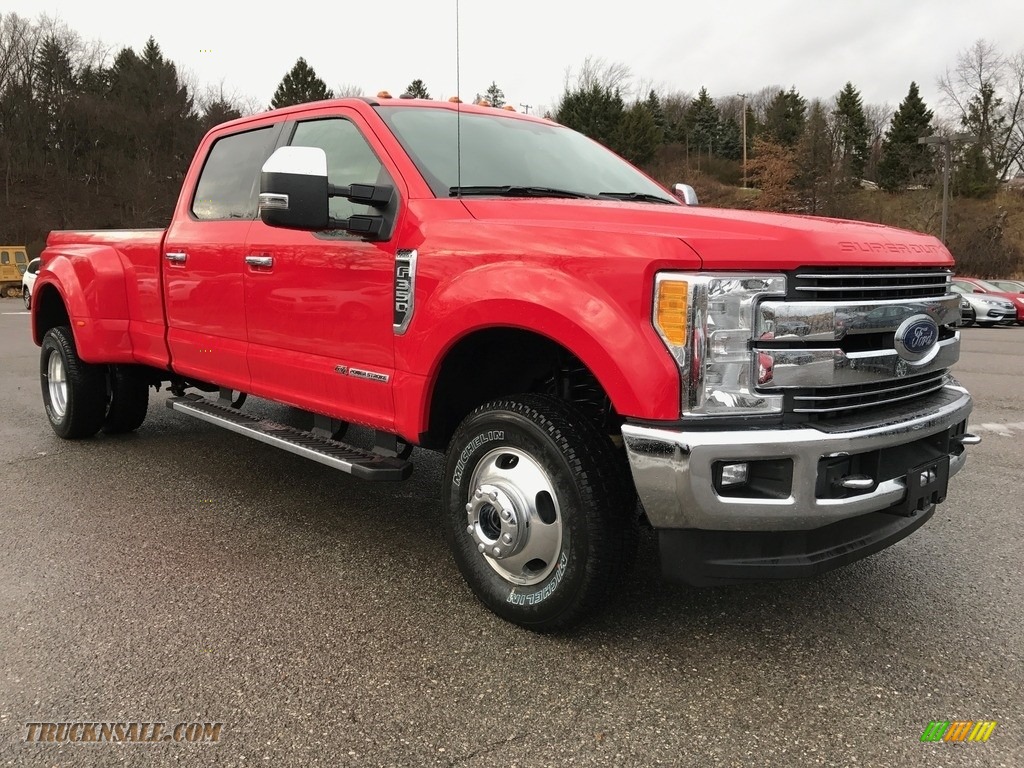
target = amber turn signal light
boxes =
[656,280,688,345]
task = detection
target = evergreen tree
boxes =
[484,81,505,108]
[717,116,742,161]
[686,87,720,157]
[763,88,807,147]
[796,100,836,214]
[833,82,869,183]
[555,84,625,153]
[878,82,934,191]
[956,83,1003,196]
[617,101,661,165]
[644,89,666,137]
[270,57,333,109]
[404,79,430,99]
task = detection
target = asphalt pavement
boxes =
[0,303,1021,767]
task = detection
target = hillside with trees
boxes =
[1,13,1022,276]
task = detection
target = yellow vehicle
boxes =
[0,245,30,298]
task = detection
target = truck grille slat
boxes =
[791,372,950,415]
[791,268,952,302]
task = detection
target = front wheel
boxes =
[443,395,636,631]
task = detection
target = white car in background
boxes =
[22,258,40,309]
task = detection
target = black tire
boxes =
[443,394,637,631]
[978,321,996,328]
[23,287,30,310]
[40,326,107,439]
[102,365,150,434]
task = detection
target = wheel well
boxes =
[423,328,619,449]
[33,285,70,344]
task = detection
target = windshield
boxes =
[376,106,677,204]
[971,278,1004,292]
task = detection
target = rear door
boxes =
[243,111,404,428]
[163,124,283,390]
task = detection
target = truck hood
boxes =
[459,199,953,271]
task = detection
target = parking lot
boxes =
[1,306,1021,767]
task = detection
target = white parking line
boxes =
[1,311,29,315]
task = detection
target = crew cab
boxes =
[31,97,978,630]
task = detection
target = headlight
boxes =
[654,273,787,416]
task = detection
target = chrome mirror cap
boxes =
[673,183,699,206]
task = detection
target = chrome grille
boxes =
[790,372,950,416]
[792,269,952,301]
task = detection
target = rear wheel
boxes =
[102,365,150,434]
[443,394,636,631]
[40,326,107,439]
[23,287,30,310]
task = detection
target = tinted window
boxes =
[193,126,279,220]
[289,119,389,221]
[0,251,8,265]
[376,106,675,203]
[14,250,26,264]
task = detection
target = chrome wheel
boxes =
[466,446,563,586]
[47,351,68,420]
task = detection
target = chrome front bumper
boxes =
[621,383,974,531]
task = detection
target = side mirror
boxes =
[259,146,330,230]
[258,146,395,235]
[672,183,699,206]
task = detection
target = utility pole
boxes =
[519,103,532,114]
[738,93,748,188]
[918,133,976,244]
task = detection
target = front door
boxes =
[243,113,403,429]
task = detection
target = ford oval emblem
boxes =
[894,314,940,364]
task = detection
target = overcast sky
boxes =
[8,0,1024,117]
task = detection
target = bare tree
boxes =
[334,82,364,98]
[564,55,632,98]
[938,39,1024,180]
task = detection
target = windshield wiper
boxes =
[598,191,677,205]
[449,185,600,200]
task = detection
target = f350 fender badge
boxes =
[393,249,417,335]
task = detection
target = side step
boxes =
[166,394,413,481]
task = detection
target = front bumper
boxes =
[621,382,973,532]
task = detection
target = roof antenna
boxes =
[456,0,462,198]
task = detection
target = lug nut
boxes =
[502,533,513,544]
[475,489,482,499]
[477,543,485,553]
[466,525,473,534]
[489,491,498,501]
[465,503,472,512]
[492,547,501,556]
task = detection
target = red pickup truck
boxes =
[31,97,978,630]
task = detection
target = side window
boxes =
[28,261,39,275]
[14,250,26,265]
[289,118,390,221]
[0,251,9,265]
[192,126,279,220]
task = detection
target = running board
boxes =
[166,394,412,481]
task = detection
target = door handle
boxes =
[165,251,187,264]
[245,255,274,268]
